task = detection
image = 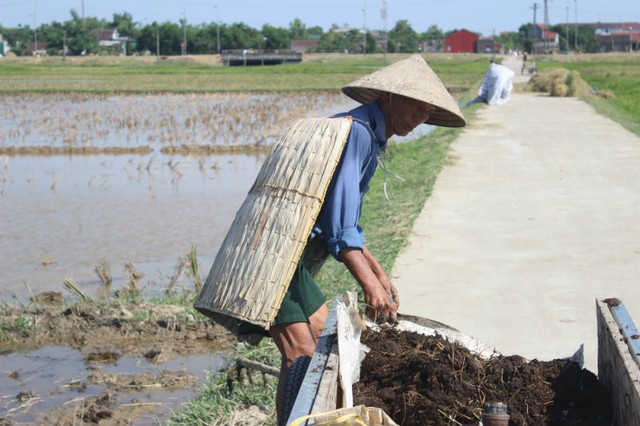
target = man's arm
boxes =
[339,246,398,321]
[362,245,399,308]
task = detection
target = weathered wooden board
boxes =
[597,298,640,426]
[309,342,341,417]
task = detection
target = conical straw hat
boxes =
[342,54,466,128]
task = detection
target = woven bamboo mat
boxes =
[195,116,353,328]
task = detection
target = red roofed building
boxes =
[444,29,479,53]
[531,24,560,53]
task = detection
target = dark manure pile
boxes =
[353,328,612,426]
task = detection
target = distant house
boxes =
[597,31,639,52]
[591,22,640,52]
[444,29,479,53]
[591,22,640,35]
[91,29,119,46]
[530,24,559,53]
[419,39,443,53]
[477,37,501,54]
[0,33,8,56]
[291,39,320,53]
[29,41,48,56]
[90,29,129,55]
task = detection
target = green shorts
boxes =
[238,259,326,337]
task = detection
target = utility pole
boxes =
[574,0,578,52]
[565,0,569,52]
[181,9,187,55]
[543,0,549,53]
[532,3,538,53]
[156,26,160,57]
[362,2,367,55]
[32,6,37,56]
[214,5,221,54]
[381,0,387,63]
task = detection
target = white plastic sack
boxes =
[336,292,369,409]
[478,63,515,106]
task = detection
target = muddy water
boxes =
[1,152,263,299]
[0,345,229,424]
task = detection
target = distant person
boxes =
[463,60,515,107]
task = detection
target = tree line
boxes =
[0,10,599,56]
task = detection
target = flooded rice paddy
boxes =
[0,92,432,301]
[0,92,357,301]
[2,92,354,424]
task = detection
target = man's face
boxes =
[380,93,436,137]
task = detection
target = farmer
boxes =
[463,60,515,107]
[262,55,466,423]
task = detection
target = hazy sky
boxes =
[1,0,639,36]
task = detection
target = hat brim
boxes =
[341,87,466,128]
[341,55,466,129]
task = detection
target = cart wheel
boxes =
[280,355,311,426]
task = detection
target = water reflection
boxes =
[1,152,264,299]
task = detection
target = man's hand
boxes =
[339,247,399,323]
[363,280,396,323]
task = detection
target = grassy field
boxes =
[536,52,640,136]
[0,53,490,94]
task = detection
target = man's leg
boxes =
[269,303,329,425]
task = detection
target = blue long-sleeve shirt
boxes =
[311,101,387,259]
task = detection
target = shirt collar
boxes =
[347,101,388,150]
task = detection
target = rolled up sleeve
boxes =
[315,123,375,259]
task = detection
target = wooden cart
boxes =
[521,60,537,75]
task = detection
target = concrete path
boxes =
[392,57,640,372]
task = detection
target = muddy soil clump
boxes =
[0,292,235,358]
[353,328,612,426]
